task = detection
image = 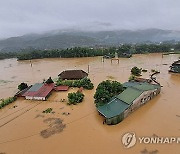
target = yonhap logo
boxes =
[122,132,137,148]
[122,132,180,148]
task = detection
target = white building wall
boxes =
[124,88,159,118]
[25,96,46,101]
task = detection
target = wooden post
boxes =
[88,65,90,73]
[30,60,32,67]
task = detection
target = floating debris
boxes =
[62,112,70,116]
[142,69,148,72]
[60,99,66,102]
[106,76,115,80]
[13,105,18,108]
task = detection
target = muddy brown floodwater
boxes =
[0,53,179,154]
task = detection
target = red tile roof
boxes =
[54,85,69,91]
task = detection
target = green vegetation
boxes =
[0,97,17,109]
[68,92,84,105]
[131,66,142,76]
[56,77,94,90]
[1,43,180,61]
[18,82,28,91]
[0,52,17,60]
[45,77,54,84]
[94,80,124,107]
[42,108,53,113]
[17,47,103,60]
[129,75,136,81]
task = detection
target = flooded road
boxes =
[0,53,179,154]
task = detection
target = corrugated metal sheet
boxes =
[23,83,54,98]
[123,81,160,91]
[28,83,43,92]
[116,87,143,105]
[97,97,129,118]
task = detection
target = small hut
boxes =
[58,70,88,80]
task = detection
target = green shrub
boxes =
[18,82,28,91]
[131,66,141,76]
[78,77,94,90]
[128,75,136,81]
[56,77,94,90]
[42,108,53,113]
[0,97,17,109]
[68,92,84,105]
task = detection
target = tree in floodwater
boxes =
[18,82,28,91]
[94,80,123,106]
[45,77,54,84]
[131,66,141,76]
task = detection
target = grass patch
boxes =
[0,97,16,109]
[42,108,53,113]
[0,80,12,84]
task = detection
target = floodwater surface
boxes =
[0,53,179,154]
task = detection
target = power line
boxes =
[0,102,42,128]
[0,110,96,145]
[0,102,35,120]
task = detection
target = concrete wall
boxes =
[124,88,160,118]
[25,96,46,101]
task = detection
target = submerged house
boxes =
[58,70,88,80]
[97,81,161,125]
[169,60,180,73]
[22,83,54,101]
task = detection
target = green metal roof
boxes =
[116,87,143,105]
[97,81,160,118]
[123,81,160,91]
[28,83,43,92]
[97,98,129,118]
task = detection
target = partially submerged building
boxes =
[58,70,88,80]
[169,60,180,73]
[97,81,161,125]
[22,83,54,100]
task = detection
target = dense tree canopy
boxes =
[0,42,180,61]
[94,80,124,106]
